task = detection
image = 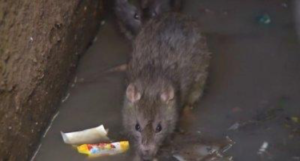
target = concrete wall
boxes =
[0,0,104,160]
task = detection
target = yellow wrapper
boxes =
[77,141,129,157]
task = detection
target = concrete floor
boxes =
[34,0,300,160]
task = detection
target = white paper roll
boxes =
[61,125,110,145]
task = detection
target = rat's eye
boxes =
[155,124,162,133]
[135,123,141,132]
[134,13,140,20]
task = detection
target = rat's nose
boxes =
[140,144,155,158]
[141,145,151,155]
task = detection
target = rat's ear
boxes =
[126,83,141,103]
[160,85,174,102]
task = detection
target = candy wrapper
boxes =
[61,125,109,145]
[77,141,129,157]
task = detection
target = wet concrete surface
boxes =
[34,0,300,161]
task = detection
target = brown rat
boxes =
[114,0,183,40]
[123,13,211,160]
[140,0,183,19]
[114,0,143,40]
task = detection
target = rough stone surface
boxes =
[0,0,104,160]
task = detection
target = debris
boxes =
[61,125,110,145]
[77,141,129,157]
[29,37,33,41]
[173,154,186,161]
[222,144,233,153]
[101,20,106,26]
[228,122,239,131]
[225,136,234,144]
[257,14,271,25]
[257,142,268,155]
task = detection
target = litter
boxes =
[77,141,129,157]
[258,141,268,155]
[61,124,110,145]
[228,122,239,130]
[257,14,271,25]
[173,154,186,161]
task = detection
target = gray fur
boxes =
[123,13,211,160]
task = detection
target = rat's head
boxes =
[115,0,142,35]
[142,0,171,19]
[123,79,178,160]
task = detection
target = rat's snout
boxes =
[139,143,157,160]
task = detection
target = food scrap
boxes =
[77,141,129,157]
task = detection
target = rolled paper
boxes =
[61,125,109,145]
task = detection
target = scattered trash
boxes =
[61,124,110,145]
[257,141,268,155]
[228,122,239,131]
[29,37,33,41]
[222,144,233,153]
[173,154,186,161]
[77,141,129,157]
[101,20,106,26]
[257,14,271,25]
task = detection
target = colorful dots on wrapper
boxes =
[77,141,130,157]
